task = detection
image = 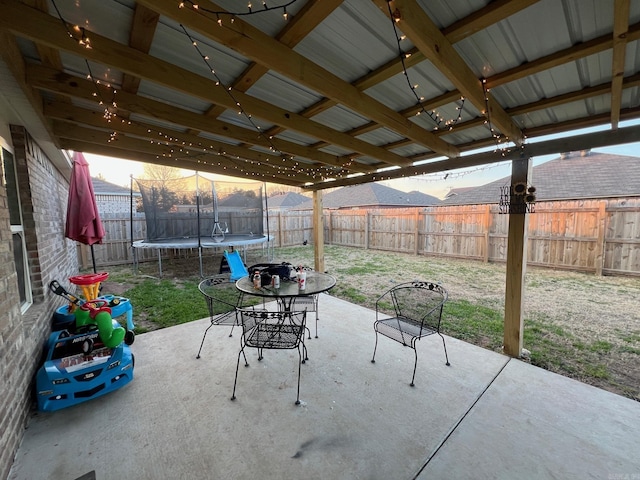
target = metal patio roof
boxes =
[2,0,640,190]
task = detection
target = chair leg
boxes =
[438,332,450,366]
[295,345,302,405]
[231,349,244,401]
[196,321,215,359]
[371,330,379,363]
[301,339,308,364]
[410,348,418,387]
[314,309,319,338]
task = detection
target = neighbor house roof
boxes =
[91,177,138,196]
[444,187,475,199]
[267,192,310,209]
[296,183,440,210]
[441,151,640,206]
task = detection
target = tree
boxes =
[141,164,183,182]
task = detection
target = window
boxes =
[1,146,32,311]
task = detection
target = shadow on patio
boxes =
[9,296,640,480]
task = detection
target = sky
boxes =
[84,120,640,199]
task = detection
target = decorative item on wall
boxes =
[499,182,536,214]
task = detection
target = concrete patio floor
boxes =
[9,295,640,480]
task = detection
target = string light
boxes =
[181,0,298,25]
[481,78,522,156]
[52,0,118,124]
[384,1,465,132]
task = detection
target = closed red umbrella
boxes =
[65,152,105,272]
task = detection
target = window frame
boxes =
[1,144,32,312]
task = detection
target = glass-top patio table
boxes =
[235,271,336,311]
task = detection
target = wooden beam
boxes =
[303,123,640,190]
[121,4,159,94]
[442,0,540,43]
[205,0,341,117]
[503,157,532,358]
[138,0,459,158]
[57,139,306,187]
[44,102,350,178]
[52,121,321,184]
[27,64,369,173]
[611,0,630,128]
[487,22,640,89]
[381,0,524,145]
[0,0,416,169]
[238,0,537,160]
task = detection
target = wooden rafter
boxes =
[121,4,159,94]
[138,0,459,158]
[1,1,414,170]
[378,0,523,145]
[28,64,363,174]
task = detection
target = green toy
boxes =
[75,300,126,348]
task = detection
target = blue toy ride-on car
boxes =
[38,282,136,413]
[36,320,134,412]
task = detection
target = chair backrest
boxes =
[237,309,307,346]
[376,281,447,333]
[198,274,243,313]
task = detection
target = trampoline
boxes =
[131,174,272,277]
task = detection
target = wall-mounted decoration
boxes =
[499,182,536,214]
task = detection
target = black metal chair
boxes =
[196,273,247,359]
[288,266,320,338]
[231,309,307,405]
[371,281,450,386]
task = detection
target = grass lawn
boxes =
[102,245,640,401]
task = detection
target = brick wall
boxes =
[0,126,78,480]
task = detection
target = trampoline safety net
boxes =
[134,175,264,242]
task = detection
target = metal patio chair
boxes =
[288,266,320,338]
[371,281,450,386]
[231,309,307,405]
[196,273,248,359]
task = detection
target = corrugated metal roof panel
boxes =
[137,80,211,113]
[294,0,399,82]
[150,18,250,85]
[306,105,370,132]
[247,72,322,112]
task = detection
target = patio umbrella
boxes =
[65,151,105,273]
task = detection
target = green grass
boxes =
[124,277,209,329]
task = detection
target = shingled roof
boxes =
[442,151,640,206]
[266,192,311,209]
[296,183,440,210]
[91,177,135,196]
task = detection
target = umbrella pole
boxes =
[90,244,97,273]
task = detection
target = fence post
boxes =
[595,200,606,276]
[414,208,420,256]
[483,204,491,263]
[365,211,370,250]
[278,211,283,247]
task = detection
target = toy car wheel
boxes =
[82,338,94,354]
[124,330,135,345]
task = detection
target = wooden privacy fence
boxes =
[86,199,640,276]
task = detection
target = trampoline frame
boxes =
[132,235,273,278]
